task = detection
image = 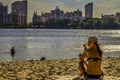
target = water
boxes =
[0,29,120,61]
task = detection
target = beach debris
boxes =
[40,57,46,60]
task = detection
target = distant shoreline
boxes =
[0,27,119,30]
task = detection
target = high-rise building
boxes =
[11,0,27,24]
[85,2,93,18]
[0,1,8,24]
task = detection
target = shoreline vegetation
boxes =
[0,18,120,29]
[0,57,119,80]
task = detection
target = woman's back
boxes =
[85,49,103,75]
[78,37,104,80]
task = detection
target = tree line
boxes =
[1,18,120,29]
[33,18,120,29]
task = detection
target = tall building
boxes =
[0,1,8,24]
[85,2,93,18]
[11,0,27,24]
[7,13,12,24]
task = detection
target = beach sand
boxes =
[0,58,119,80]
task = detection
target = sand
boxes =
[0,57,119,80]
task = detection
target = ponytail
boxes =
[94,42,103,57]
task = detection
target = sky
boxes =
[0,0,120,23]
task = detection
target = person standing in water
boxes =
[11,46,15,58]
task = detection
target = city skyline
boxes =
[0,0,120,23]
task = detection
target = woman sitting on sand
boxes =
[79,37,103,80]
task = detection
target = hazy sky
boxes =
[0,0,120,23]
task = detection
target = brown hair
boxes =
[94,42,103,57]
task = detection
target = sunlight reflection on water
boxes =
[0,29,120,61]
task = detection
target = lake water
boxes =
[0,29,120,61]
